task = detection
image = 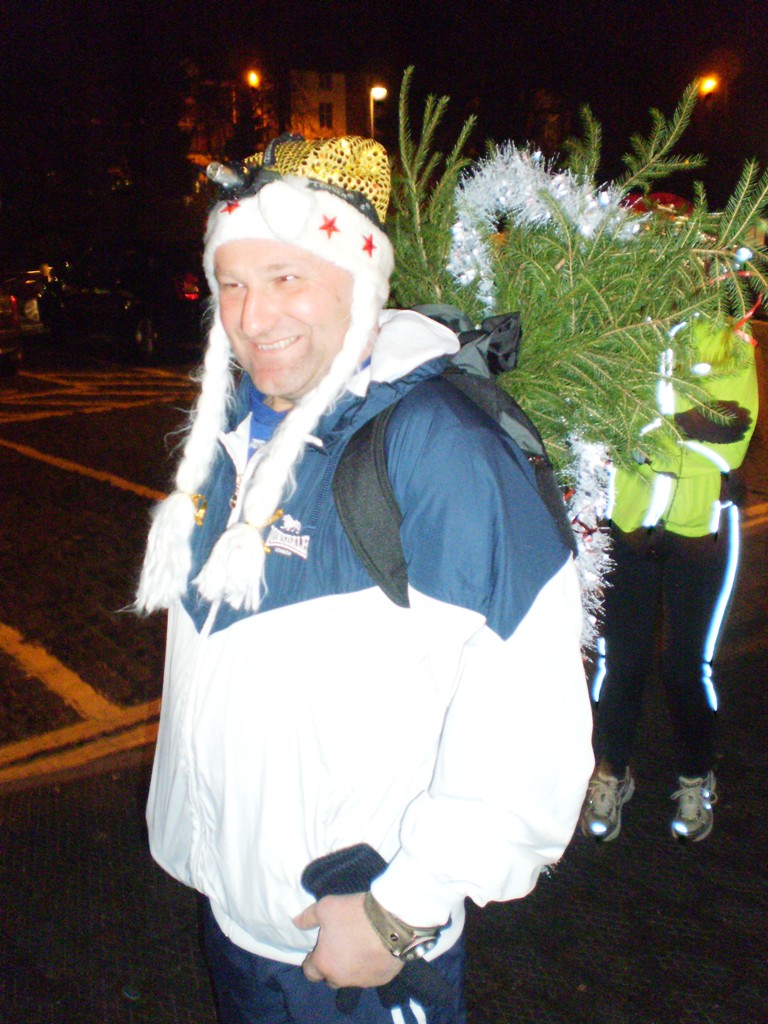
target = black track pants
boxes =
[592,511,738,778]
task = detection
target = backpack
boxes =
[332,305,578,608]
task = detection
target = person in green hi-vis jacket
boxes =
[580,316,759,844]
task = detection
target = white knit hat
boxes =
[136,135,394,613]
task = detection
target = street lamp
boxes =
[246,69,264,145]
[369,85,387,140]
[698,75,719,99]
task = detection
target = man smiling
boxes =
[215,239,356,409]
[137,135,592,1024]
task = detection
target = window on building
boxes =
[319,102,333,128]
[318,72,333,91]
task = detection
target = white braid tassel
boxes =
[135,491,199,612]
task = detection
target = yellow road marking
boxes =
[0,367,195,424]
[16,367,193,386]
[0,622,118,719]
[0,370,184,786]
[743,500,768,518]
[0,720,159,787]
[742,501,768,531]
[0,699,162,769]
[0,439,167,502]
[0,622,161,788]
[0,395,191,419]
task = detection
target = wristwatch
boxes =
[363,891,445,962]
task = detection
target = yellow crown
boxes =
[245,136,391,223]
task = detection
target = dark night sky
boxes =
[2,0,768,257]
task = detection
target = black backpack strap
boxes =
[332,402,410,608]
[333,372,577,609]
[440,366,547,457]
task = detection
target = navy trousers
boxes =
[201,900,467,1024]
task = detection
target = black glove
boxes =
[301,844,452,1014]
[674,402,752,445]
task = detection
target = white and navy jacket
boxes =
[146,310,594,964]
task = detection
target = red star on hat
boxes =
[223,201,240,214]
[320,216,340,239]
[362,235,376,256]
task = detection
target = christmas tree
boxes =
[388,68,768,643]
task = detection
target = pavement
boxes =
[1,507,766,1024]
[1,340,766,1024]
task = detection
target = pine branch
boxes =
[394,72,446,288]
[563,105,603,181]
[389,67,476,308]
[714,159,768,248]
[427,117,476,220]
[617,83,705,193]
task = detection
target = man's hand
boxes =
[293,893,404,989]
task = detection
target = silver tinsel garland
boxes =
[567,437,614,649]
[446,145,640,647]
[447,143,639,314]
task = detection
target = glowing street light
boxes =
[245,69,265,145]
[698,75,719,98]
[369,85,387,140]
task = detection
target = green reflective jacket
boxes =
[610,320,759,537]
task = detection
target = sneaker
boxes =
[580,768,636,841]
[670,771,717,842]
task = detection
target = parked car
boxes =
[44,243,207,361]
[0,285,23,375]
[1,266,59,325]
[3,270,41,323]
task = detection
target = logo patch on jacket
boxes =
[265,513,310,559]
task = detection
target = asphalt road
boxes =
[0,327,766,1023]
[0,333,196,779]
